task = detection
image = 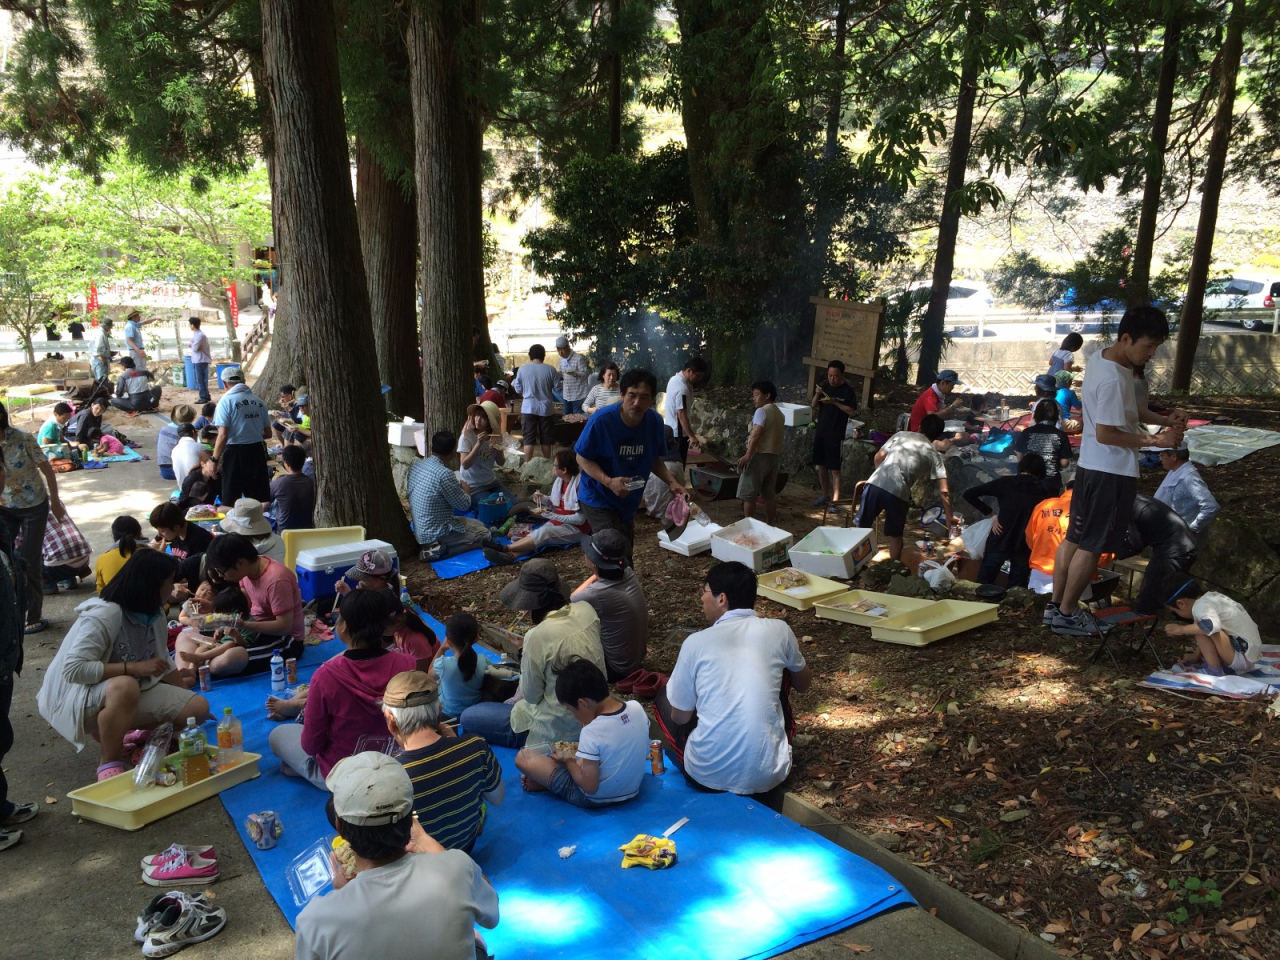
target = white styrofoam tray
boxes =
[774,402,813,427]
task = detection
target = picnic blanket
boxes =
[1138,645,1280,700]
[1185,424,1280,466]
[95,445,146,463]
[213,611,913,955]
[430,538,576,580]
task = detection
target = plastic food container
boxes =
[657,521,723,557]
[756,569,849,610]
[788,527,876,579]
[869,599,999,647]
[815,590,935,627]
[288,837,337,906]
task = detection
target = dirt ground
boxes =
[411,390,1280,960]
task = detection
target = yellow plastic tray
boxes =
[869,600,999,647]
[68,752,261,831]
[814,590,934,626]
[283,525,366,572]
[757,570,849,611]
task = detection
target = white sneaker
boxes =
[142,897,227,958]
[134,892,203,943]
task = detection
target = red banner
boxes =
[226,280,240,327]
[87,282,99,325]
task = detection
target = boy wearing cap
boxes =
[382,671,505,853]
[555,336,590,415]
[571,529,648,680]
[212,370,271,503]
[297,752,499,960]
[908,369,963,432]
[1162,575,1261,677]
[515,658,649,808]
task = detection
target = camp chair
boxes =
[1081,606,1164,671]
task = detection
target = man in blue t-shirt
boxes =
[575,369,685,559]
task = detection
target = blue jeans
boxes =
[562,398,583,415]
[459,702,526,749]
[91,357,109,382]
[191,362,210,402]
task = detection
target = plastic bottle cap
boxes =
[186,717,197,727]
[224,707,232,715]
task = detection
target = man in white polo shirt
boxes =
[655,561,812,798]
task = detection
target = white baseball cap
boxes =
[325,752,413,826]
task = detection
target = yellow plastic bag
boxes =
[618,834,677,870]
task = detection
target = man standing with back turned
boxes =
[213,371,272,504]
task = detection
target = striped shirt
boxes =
[400,734,502,852]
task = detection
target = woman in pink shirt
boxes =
[268,590,416,789]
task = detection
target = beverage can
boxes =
[198,663,212,692]
[649,740,666,776]
[246,810,283,850]
[286,657,298,685]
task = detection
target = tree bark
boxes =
[260,0,412,552]
[356,139,423,422]
[1129,18,1182,306]
[409,0,476,435]
[606,0,622,154]
[917,3,982,386]
[810,0,847,299]
[1172,1,1245,392]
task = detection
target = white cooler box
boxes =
[296,539,398,603]
[388,421,425,448]
[658,520,723,557]
[774,402,813,427]
[788,527,876,579]
[709,518,793,573]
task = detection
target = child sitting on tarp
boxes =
[514,658,648,808]
[1162,575,1261,677]
[174,586,264,678]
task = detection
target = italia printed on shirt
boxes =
[616,442,649,475]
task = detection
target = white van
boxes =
[1203,274,1280,329]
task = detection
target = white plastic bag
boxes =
[960,516,996,560]
[918,557,957,593]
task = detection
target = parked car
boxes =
[1046,284,1181,334]
[904,280,995,336]
[1202,274,1280,329]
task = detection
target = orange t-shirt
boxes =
[1026,488,1114,574]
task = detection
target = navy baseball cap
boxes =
[936,370,962,384]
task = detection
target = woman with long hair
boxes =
[36,550,210,780]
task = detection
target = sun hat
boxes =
[1034,373,1058,392]
[350,549,394,581]
[936,369,963,384]
[296,393,309,406]
[219,498,271,536]
[382,670,439,709]
[498,558,571,611]
[325,752,413,827]
[170,403,197,424]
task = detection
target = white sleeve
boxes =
[576,719,603,763]
[780,625,807,672]
[752,407,767,427]
[1192,597,1223,636]
[930,449,948,481]
[665,643,697,712]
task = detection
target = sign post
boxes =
[803,297,887,410]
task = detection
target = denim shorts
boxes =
[549,765,602,809]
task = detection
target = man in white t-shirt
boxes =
[661,356,709,464]
[1049,307,1187,636]
[295,752,499,960]
[656,561,812,797]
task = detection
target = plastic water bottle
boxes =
[179,717,210,785]
[270,649,286,693]
[400,586,412,608]
[217,706,243,765]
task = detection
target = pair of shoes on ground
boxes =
[614,668,668,698]
[142,844,220,886]
[0,800,40,852]
[1042,602,1098,637]
[482,539,515,566]
[135,887,226,957]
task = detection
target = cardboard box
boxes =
[710,518,794,573]
[788,527,876,579]
[296,539,397,603]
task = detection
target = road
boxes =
[941,316,1261,340]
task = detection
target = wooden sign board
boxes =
[803,297,886,410]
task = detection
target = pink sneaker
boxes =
[141,844,217,869]
[142,849,220,886]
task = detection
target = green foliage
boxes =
[988,251,1061,309]
[0,176,68,361]
[1166,876,1223,924]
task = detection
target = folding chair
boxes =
[1082,606,1163,671]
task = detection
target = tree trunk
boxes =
[221,292,243,362]
[260,0,412,552]
[409,0,476,435]
[810,0,847,300]
[1129,18,1182,306]
[606,0,622,154]
[21,330,34,366]
[917,3,982,386]
[1172,1,1245,392]
[356,139,423,422]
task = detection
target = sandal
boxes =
[614,669,649,694]
[97,761,127,781]
[632,672,669,699]
[23,619,48,635]
[1,801,38,827]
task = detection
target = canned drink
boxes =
[155,771,178,787]
[198,664,212,692]
[649,740,666,776]
[246,810,283,850]
[285,658,298,685]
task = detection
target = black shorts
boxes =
[811,431,844,471]
[1065,466,1136,554]
[521,413,554,446]
[854,483,909,538]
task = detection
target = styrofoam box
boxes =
[388,421,425,447]
[710,518,794,573]
[296,538,397,603]
[788,526,876,579]
[658,521,723,557]
[774,402,812,427]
